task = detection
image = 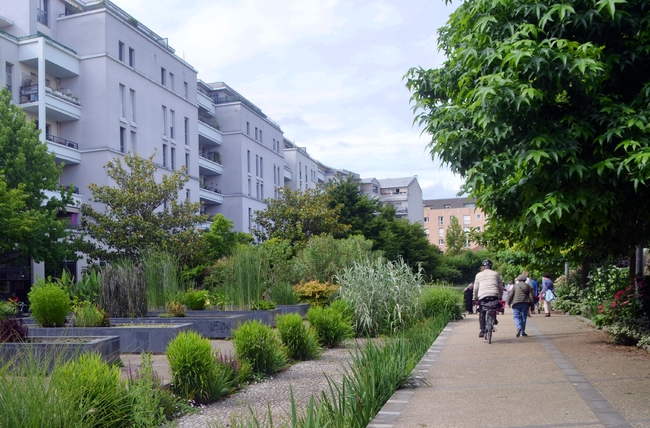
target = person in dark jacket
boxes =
[463,283,474,313]
[508,274,535,337]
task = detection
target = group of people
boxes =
[463,260,555,338]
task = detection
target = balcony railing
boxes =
[198,116,220,131]
[20,85,81,106]
[199,183,222,194]
[47,134,78,149]
[37,8,48,26]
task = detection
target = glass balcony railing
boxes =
[46,134,79,149]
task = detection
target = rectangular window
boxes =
[128,48,135,67]
[170,109,175,139]
[439,239,445,245]
[424,217,429,223]
[247,150,251,173]
[5,63,12,95]
[161,67,166,86]
[438,228,444,237]
[438,216,444,225]
[260,157,263,178]
[248,208,252,231]
[256,182,260,200]
[259,130,263,143]
[119,127,126,153]
[171,147,176,170]
[299,162,302,179]
[169,73,175,91]
[255,155,259,176]
[186,189,190,200]
[118,42,124,62]
[184,117,189,145]
[463,215,471,225]
[129,89,136,122]
[273,165,277,185]
[130,130,136,153]
[162,106,167,135]
[246,122,250,136]
[184,82,188,99]
[185,153,189,170]
[255,127,258,141]
[37,0,49,25]
[261,184,264,200]
[162,144,167,167]
[477,214,481,220]
[444,204,451,209]
[119,84,125,118]
[247,178,251,196]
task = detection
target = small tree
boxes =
[78,152,207,264]
[445,216,465,256]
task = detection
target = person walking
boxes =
[541,273,555,317]
[508,274,535,337]
[473,260,505,338]
[529,277,540,315]
[463,282,474,313]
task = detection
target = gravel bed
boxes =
[175,341,362,428]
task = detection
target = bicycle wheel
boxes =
[486,312,493,344]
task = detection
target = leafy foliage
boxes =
[99,259,147,318]
[305,305,355,348]
[72,301,108,327]
[232,320,288,375]
[182,289,210,310]
[444,216,465,256]
[28,280,70,327]
[276,313,321,361]
[78,152,207,264]
[293,280,340,307]
[405,0,650,261]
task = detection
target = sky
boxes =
[110,0,464,200]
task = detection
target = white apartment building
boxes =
[283,138,320,193]
[361,177,424,224]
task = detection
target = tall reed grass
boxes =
[220,246,269,309]
[142,249,183,310]
[99,259,147,318]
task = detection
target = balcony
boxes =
[20,85,81,122]
[19,37,79,79]
[198,155,223,175]
[199,185,224,205]
[284,164,292,181]
[44,187,83,208]
[197,91,214,116]
[198,117,222,147]
[46,134,81,165]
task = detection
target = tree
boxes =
[252,186,349,247]
[78,152,207,264]
[203,214,252,261]
[405,0,650,263]
[445,216,465,256]
[0,88,73,263]
[327,175,384,239]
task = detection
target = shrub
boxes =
[182,289,209,310]
[306,305,354,348]
[0,318,28,343]
[269,282,298,305]
[62,269,101,303]
[232,320,288,375]
[251,300,276,310]
[276,313,321,361]
[336,256,424,336]
[28,280,70,327]
[419,285,463,321]
[161,301,186,317]
[293,280,339,307]
[606,318,650,348]
[72,301,108,327]
[166,331,231,404]
[100,259,147,318]
[0,301,17,320]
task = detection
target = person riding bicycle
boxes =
[473,259,505,338]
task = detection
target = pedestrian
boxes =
[541,273,555,317]
[529,277,540,315]
[463,282,474,313]
[507,274,535,337]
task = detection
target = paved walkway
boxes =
[370,310,650,428]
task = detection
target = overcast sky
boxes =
[111,0,463,200]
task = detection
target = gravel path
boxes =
[175,342,361,428]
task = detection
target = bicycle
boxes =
[482,300,501,344]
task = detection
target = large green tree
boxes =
[0,88,72,263]
[78,153,207,264]
[405,0,650,262]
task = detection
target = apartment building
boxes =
[423,197,487,251]
[283,137,321,193]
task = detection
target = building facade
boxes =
[423,197,487,252]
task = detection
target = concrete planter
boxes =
[0,335,120,372]
[110,316,245,339]
[148,308,282,327]
[276,303,311,318]
[29,323,192,354]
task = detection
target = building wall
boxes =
[423,199,487,252]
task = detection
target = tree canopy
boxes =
[0,88,72,263]
[444,215,465,256]
[78,152,207,264]
[405,0,650,262]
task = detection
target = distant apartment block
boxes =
[423,198,487,252]
[360,177,423,224]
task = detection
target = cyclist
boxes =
[473,259,505,338]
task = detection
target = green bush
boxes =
[166,331,232,404]
[161,301,186,317]
[306,305,354,348]
[276,313,321,361]
[28,280,70,327]
[269,282,298,305]
[72,301,108,327]
[0,301,16,320]
[419,285,463,321]
[232,320,288,375]
[293,280,339,307]
[182,289,210,310]
[606,318,650,348]
[251,300,276,310]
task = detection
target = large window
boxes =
[118,42,124,62]
[171,147,176,170]
[160,67,166,86]
[37,0,49,25]
[129,89,136,122]
[119,84,125,118]
[170,110,175,140]
[129,48,135,67]
[184,117,189,145]
[463,215,470,225]
[119,127,126,153]
[162,144,167,167]
[162,106,167,136]
[5,63,12,95]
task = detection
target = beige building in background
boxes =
[423,197,487,252]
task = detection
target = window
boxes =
[255,155,259,176]
[185,153,189,170]
[273,165,277,185]
[171,147,176,170]
[119,127,126,153]
[299,162,302,179]
[184,82,188,99]
[260,157,263,178]
[118,42,124,62]
[170,110,175,139]
[247,150,251,173]
[119,84,125,118]
[463,203,476,208]
[5,63,12,95]
[162,144,167,167]
[438,216,444,226]
[161,67,166,86]
[186,189,190,200]
[261,184,264,200]
[256,182,260,199]
[424,217,429,223]
[37,0,49,25]
[438,228,444,237]
[184,117,189,145]
[255,127,258,141]
[444,204,451,209]
[128,48,135,67]
[248,208,252,231]
[246,122,250,135]
[247,178,251,196]
[129,89,136,122]
[169,73,175,91]
[463,215,471,225]
[162,106,167,135]
[259,130,263,143]
[439,239,445,245]
[424,229,429,235]
[477,214,481,220]
[477,226,481,231]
